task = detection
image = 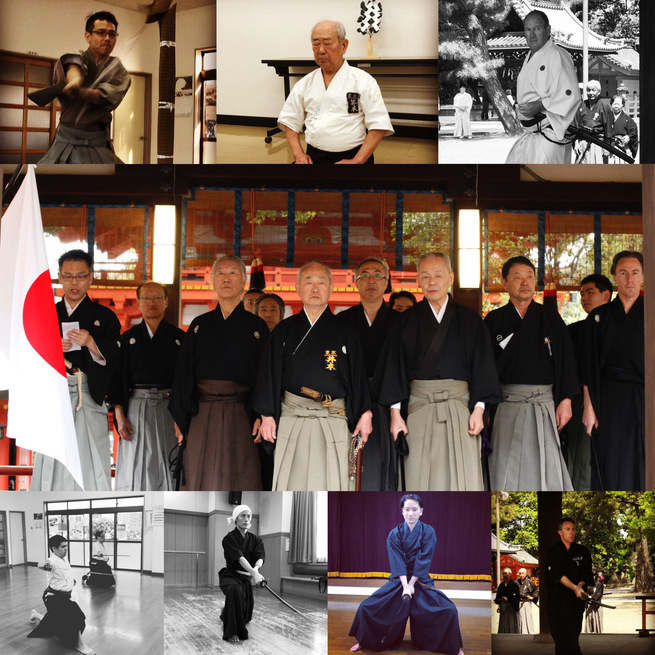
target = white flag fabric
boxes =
[0,165,84,488]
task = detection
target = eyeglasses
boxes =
[91,29,118,38]
[140,296,166,302]
[356,273,387,281]
[61,273,90,282]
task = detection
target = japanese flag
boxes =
[0,165,84,488]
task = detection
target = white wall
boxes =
[174,4,217,163]
[216,0,438,119]
[0,0,215,163]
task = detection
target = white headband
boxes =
[227,504,252,526]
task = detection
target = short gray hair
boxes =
[586,80,601,91]
[311,20,346,43]
[211,254,246,280]
[297,261,332,285]
[417,252,452,274]
[355,257,389,278]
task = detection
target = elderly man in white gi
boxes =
[506,10,580,164]
[278,19,394,164]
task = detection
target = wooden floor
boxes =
[165,586,327,655]
[215,125,438,164]
[329,595,491,655]
[0,564,163,655]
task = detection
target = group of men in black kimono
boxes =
[37,247,644,493]
[31,249,184,492]
[494,567,538,634]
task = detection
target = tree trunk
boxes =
[466,16,522,136]
[634,532,655,593]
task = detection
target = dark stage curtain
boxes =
[329,491,489,580]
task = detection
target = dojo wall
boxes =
[0,0,215,164]
[216,0,438,121]
[258,491,293,593]
[0,491,164,574]
[163,492,293,589]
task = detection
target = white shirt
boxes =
[45,554,74,591]
[63,295,106,366]
[278,60,394,152]
[453,92,473,113]
[93,540,108,561]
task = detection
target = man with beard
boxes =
[32,11,130,163]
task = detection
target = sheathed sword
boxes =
[567,124,635,164]
[300,386,361,487]
[521,111,635,164]
[380,592,411,645]
[580,590,616,610]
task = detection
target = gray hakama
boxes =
[489,384,573,491]
[39,124,122,164]
[115,388,177,491]
[31,374,111,491]
[498,602,521,633]
[273,391,352,491]
[34,49,130,164]
[404,379,483,491]
[180,380,262,491]
[519,601,535,634]
[584,603,602,633]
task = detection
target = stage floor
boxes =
[329,594,491,655]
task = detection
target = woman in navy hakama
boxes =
[349,494,464,654]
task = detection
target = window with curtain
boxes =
[288,491,327,565]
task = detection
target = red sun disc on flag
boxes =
[22,270,67,377]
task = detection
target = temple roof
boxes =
[488,0,625,54]
[491,533,539,565]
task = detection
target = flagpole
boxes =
[1,164,26,204]
[583,0,589,96]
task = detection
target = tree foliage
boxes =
[493,491,539,556]
[569,0,639,48]
[494,492,655,592]
[439,0,522,135]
